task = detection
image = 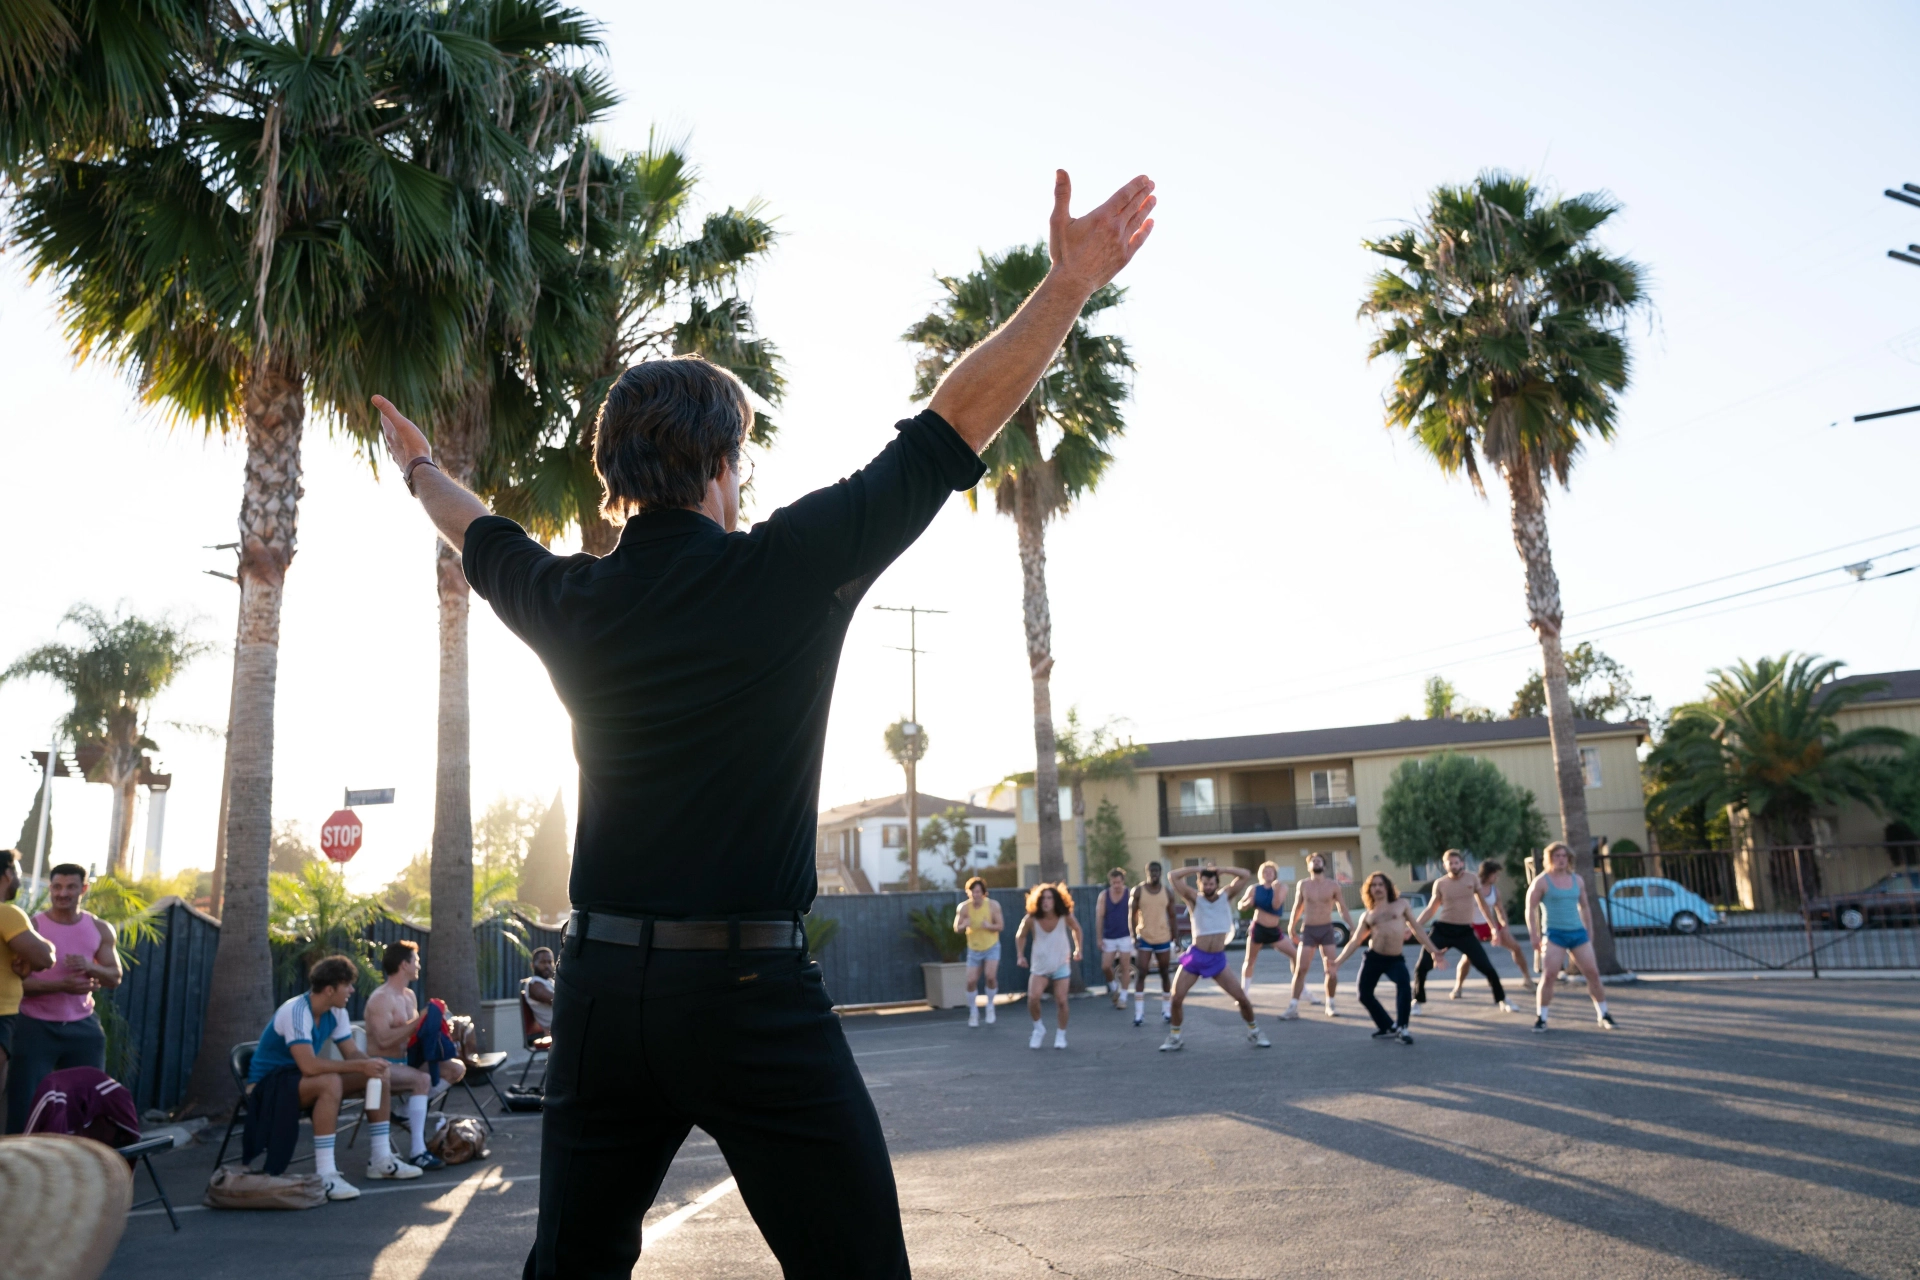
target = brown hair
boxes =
[1544,841,1572,865]
[1361,872,1399,908]
[965,876,986,893]
[381,939,419,976]
[1026,882,1074,918]
[1478,860,1500,884]
[594,357,751,519]
[308,955,358,993]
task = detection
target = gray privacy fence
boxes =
[807,885,1112,1006]
[112,888,1109,1113]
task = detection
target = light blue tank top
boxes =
[1542,874,1583,931]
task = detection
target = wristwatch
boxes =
[404,455,440,495]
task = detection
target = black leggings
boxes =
[1414,922,1506,1005]
[1358,952,1411,1032]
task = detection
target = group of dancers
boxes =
[951,842,1616,1050]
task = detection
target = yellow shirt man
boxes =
[0,901,33,1017]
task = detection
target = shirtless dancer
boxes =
[1450,861,1533,997]
[1412,850,1519,1015]
[1129,862,1176,1028]
[1237,862,1299,998]
[1283,852,1353,1020]
[1161,866,1269,1052]
[1332,872,1441,1045]
[364,940,467,1170]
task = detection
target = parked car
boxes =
[1804,869,1920,931]
[1605,878,1719,935]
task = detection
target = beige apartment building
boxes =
[1826,669,1920,845]
[1016,715,1649,896]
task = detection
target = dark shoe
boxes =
[1532,1016,1549,1033]
[1371,1027,1397,1040]
[1396,1028,1414,1045]
[408,1151,445,1171]
[1598,1012,1618,1030]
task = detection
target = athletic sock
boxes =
[1594,999,1608,1017]
[314,1134,338,1179]
[369,1120,393,1164]
[1538,1005,1551,1023]
[406,1095,429,1157]
[1244,1019,1259,1032]
[985,986,997,1004]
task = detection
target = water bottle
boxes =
[365,1075,383,1112]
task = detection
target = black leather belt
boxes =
[568,911,804,951]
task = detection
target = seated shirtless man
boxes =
[1284,852,1353,1020]
[364,940,466,1170]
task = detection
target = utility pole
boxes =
[876,604,945,892]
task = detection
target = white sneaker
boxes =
[1053,1030,1067,1050]
[1280,1004,1300,1021]
[1247,1028,1271,1048]
[1498,1000,1520,1013]
[321,1173,361,1201]
[1324,1001,1339,1017]
[367,1156,424,1181]
[1029,1023,1045,1050]
[1409,1002,1423,1017]
[1158,1034,1183,1052]
[984,1002,996,1025]
[968,1006,980,1027]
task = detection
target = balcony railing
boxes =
[1160,799,1359,838]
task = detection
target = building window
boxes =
[1581,748,1602,788]
[974,824,988,848]
[1178,778,1215,814]
[1310,769,1350,806]
[881,824,906,848]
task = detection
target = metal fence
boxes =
[1596,842,1920,974]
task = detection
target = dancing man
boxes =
[1130,861,1177,1028]
[376,168,1156,1278]
[1283,852,1352,1020]
[952,876,1004,1027]
[1161,866,1270,1052]
[1526,842,1618,1032]
[1097,868,1136,1009]
[1412,849,1519,1015]
[1332,872,1440,1045]
[1450,860,1533,998]
[1014,884,1083,1050]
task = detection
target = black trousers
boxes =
[4,1013,105,1133]
[525,932,908,1280]
[1413,922,1506,1005]
[1357,952,1411,1032]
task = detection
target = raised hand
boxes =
[1047,170,1156,294]
[372,395,432,471]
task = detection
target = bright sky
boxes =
[4,1,1919,892]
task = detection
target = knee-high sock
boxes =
[406,1094,429,1157]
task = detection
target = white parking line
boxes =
[640,1176,739,1247]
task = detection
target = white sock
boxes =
[369,1120,392,1164]
[1286,997,1299,1010]
[314,1134,338,1179]
[1133,992,1143,1008]
[1538,1005,1551,1022]
[985,987,997,1004]
[1032,1019,1043,1031]
[406,1095,429,1157]
[1245,1019,1259,1032]
[1594,999,1608,1016]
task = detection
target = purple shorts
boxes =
[1179,947,1227,979]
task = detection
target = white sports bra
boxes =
[1189,892,1237,940]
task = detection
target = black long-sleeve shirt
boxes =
[462,410,985,918]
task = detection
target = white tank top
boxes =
[1029,916,1071,972]
[1189,891,1236,940]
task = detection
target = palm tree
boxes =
[997,709,1143,879]
[1360,171,1647,971]
[3,605,210,874]
[903,245,1134,885]
[268,859,392,996]
[1647,655,1913,848]
[883,717,928,890]
[489,133,784,555]
[7,0,503,1114]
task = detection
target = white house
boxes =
[816,792,1018,892]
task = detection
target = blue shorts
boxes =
[1035,964,1072,982]
[1546,927,1590,950]
[965,943,1001,966]
[1135,940,1173,953]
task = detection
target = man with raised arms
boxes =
[1129,861,1176,1028]
[1160,865,1269,1052]
[1411,849,1520,1016]
[1283,852,1353,1020]
[376,169,1157,1277]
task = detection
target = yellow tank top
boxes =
[1135,886,1172,944]
[965,900,998,950]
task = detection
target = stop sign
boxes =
[320,809,363,863]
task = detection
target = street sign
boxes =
[345,787,396,806]
[320,809,363,863]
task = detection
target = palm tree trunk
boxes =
[428,405,482,1020]
[209,607,241,917]
[1013,454,1066,886]
[106,773,137,877]
[1507,471,1620,973]
[1071,777,1088,882]
[182,359,304,1116]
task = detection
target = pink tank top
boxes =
[20,911,100,1021]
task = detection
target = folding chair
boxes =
[517,990,552,1087]
[121,1134,180,1231]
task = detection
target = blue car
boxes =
[1606,877,1719,935]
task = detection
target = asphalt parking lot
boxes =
[106,955,1920,1280]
